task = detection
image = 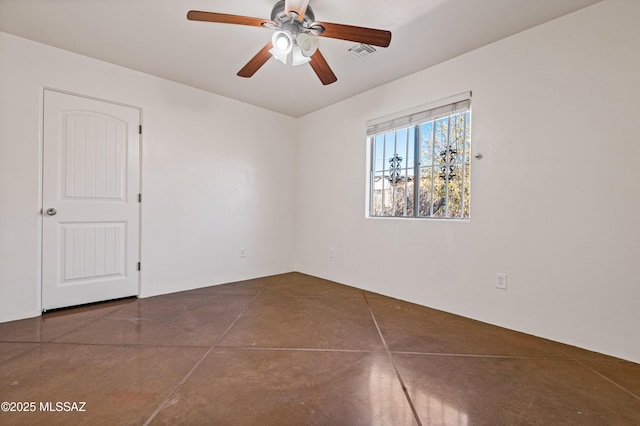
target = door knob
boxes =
[46,208,57,216]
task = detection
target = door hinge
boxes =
[138,193,142,203]
[137,262,141,271]
[139,125,142,135]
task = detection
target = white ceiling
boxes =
[0,0,600,117]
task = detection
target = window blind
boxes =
[366,92,471,136]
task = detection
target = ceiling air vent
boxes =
[348,43,377,59]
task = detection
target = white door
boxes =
[42,90,140,311]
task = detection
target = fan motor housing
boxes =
[271,0,316,26]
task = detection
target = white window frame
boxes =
[366,92,472,220]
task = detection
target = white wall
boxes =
[294,0,640,363]
[0,31,296,322]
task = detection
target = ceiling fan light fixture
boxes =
[271,30,293,54]
[291,46,311,66]
[187,1,392,85]
[296,32,318,57]
[269,46,288,64]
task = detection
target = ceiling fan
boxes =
[187,0,392,85]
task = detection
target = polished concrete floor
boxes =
[1,272,639,425]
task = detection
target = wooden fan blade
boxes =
[284,0,310,20]
[237,42,273,78]
[309,49,337,85]
[316,22,391,47]
[187,11,271,28]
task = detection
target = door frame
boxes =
[38,87,143,313]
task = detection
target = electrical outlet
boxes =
[240,247,246,258]
[329,247,335,258]
[496,273,507,290]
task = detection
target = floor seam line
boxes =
[363,292,422,426]
[214,346,377,353]
[43,303,131,343]
[0,343,42,363]
[23,341,213,349]
[569,356,640,401]
[389,351,571,360]
[142,290,263,426]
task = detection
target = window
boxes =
[367,96,471,219]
